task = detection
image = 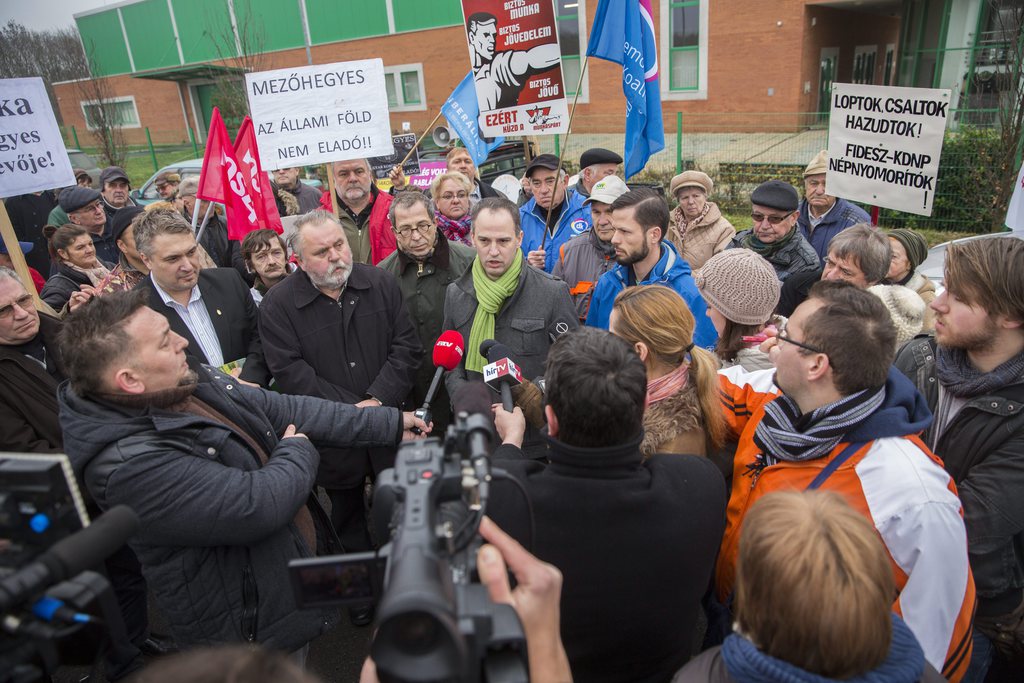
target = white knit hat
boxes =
[695,249,781,325]
[867,284,925,348]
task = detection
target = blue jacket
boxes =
[797,197,872,261]
[585,240,718,350]
[520,189,592,273]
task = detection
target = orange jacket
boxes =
[717,365,976,683]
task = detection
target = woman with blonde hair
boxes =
[673,490,944,682]
[430,171,474,245]
[610,284,725,458]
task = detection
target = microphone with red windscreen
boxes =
[413,330,465,431]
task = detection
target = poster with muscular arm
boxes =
[462,0,569,137]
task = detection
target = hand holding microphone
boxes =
[413,330,465,433]
[480,341,523,413]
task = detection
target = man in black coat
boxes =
[132,209,270,387]
[488,327,728,683]
[259,209,421,565]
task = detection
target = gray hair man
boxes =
[258,209,420,625]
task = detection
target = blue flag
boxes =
[441,72,505,168]
[586,0,665,178]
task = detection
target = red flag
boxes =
[196,107,230,203]
[233,117,283,236]
[196,107,262,240]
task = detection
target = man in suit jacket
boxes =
[132,209,270,387]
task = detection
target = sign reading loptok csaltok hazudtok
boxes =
[827,83,950,217]
[245,60,394,170]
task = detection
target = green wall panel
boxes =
[121,0,180,71]
[76,11,132,77]
[173,0,236,63]
[393,0,462,33]
[233,0,304,53]
[305,0,389,43]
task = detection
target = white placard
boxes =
[827,83,950,217]
[0,77,76,199]
[245,60,394,170]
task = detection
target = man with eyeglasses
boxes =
[729,180,819,283]
[258,210,420,625]
[717,280,977,683]
[519,154,591,273]
[59,185,120,266]
[378,191,476,433]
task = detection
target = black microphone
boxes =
[0,505,141,613]
[481,341,522,413]
[452,383,497,463]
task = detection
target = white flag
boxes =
[1006,157,1024,232]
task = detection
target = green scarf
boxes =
[465,253,523,373]
[741,226,796,257]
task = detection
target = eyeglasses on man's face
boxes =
[394,222,435,239]
[751,210,795,225]
[0,294,35,320]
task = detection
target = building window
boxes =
[556,0,588,100]
[668,0,700,90]
[660,0,708,100]
[384,64,426,112]
[883,44,895,85]
[81,96,141,130]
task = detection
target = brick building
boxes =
[52,0,1007,147]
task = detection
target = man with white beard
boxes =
[257,210,420,625]
[319,158,396,265]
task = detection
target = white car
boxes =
[918,231,1024,291]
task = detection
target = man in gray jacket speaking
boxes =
[57,289,428,656]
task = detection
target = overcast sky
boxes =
[3,0,113,32]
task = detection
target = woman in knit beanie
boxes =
[885,228,935,332]
[695,249,782,371]
[610,285,726,459]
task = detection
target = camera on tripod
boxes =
[289,398,529,683]
[0,453,140,683]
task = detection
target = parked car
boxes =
[133,160,324,206]
[66,149,100,188]
[919,231,1024,289]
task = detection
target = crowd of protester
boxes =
[2,144,1022,683]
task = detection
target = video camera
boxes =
[289,387,529,683]
[0,453,140,683]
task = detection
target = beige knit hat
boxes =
[695,249,781,325]
[670,170,713,197]
[867,284,925,348]
[804,149,828,177]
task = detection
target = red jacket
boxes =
[318,189,396,265]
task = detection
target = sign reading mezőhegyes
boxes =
[245,60,394,170]
[0,77,75,198]
[827,83,950,217]
[461,0,569,137]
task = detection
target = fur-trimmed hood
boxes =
[641,379,705,458]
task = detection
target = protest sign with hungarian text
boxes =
[245,61,394,169]
[368,134,421,180]
[827,83,950,216]
[0,77,75,199]
[461,0,568,137]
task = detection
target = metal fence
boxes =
[538,110,1005,232]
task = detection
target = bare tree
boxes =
[0,20,90,123]
[959,1,1024,230]
[206,1,268,132]
[71,37,127,167]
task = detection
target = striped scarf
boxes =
[753,385,886,465]
[646,362,690,405]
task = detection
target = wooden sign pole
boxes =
[0,200,58,317]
